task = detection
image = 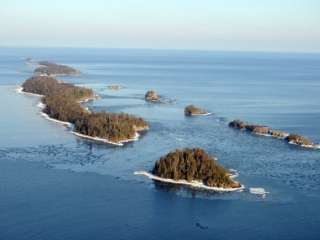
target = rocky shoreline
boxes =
[229,119,318,149]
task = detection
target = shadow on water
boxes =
[153,180,240,199]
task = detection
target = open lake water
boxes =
[0,48,320,239]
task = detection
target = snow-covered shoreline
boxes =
[40,112,73,128]
[72,131,141,146]
[16,86,44,97]
[252,132,289,139]
[134,171,244,192]
[288,141,319,149]
[190,112,212,116]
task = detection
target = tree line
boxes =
[22,76,148,143]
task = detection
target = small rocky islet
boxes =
[229,119,316,148]
[145,90,161,102]
[144,90,176,104]
[184,105,209,116]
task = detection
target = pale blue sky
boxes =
[1,0,319,52]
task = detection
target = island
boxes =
[229,119,317,149]
[184,105,209,116]
[34,61,80,76]
[285,134,314,148]
[135,148,242,191]
[229,119,289,137]
[145,90,160,102]
[20,74,149,145]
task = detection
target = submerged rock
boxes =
[285,134,314,147]
[152,148,241,189]
[184,105,208,116]
[145,90,160,102]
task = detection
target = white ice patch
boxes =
[313,144,320,149]
[249,187,269,198]
[37,102,46,109]
[229,169,239,179]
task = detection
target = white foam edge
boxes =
[134,171,244,192]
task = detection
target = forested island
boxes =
[135,148,242,191]
[34,61,80,76]
[184,105,209,116]
[229,119,316,148]
[21,73,148,145]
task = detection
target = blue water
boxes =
[1,47,320,239]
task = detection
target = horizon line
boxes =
[0,45,319,55]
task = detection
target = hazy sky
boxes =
[1,0,319,52]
